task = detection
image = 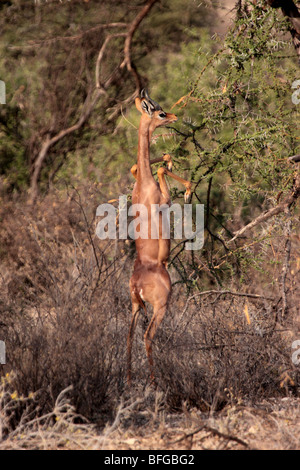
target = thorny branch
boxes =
[228,171,300,243]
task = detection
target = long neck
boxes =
[137,117,154,183]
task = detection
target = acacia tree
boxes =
[166,0,299,315]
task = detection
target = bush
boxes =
[0,186,130,423]
[0,184,299,429]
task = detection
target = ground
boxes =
[100,398,300,451]
[1,396,299,450]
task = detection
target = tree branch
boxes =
[29,87,105,203]
[95,32,127,90]
[190,290,275,301]
[121,0,159,91]
[288,153,300,163]
[28,0,160,202]
[228,172,300,243]
[174,423,249,448]
[8,23,128,50]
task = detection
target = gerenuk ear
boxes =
[135,97,153,117]
[135,97,143,114]
[141,99,153,116]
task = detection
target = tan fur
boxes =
[127,92,190,384]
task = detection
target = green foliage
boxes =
[153,0,300,290]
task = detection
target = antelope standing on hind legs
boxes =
[127,89,191,385]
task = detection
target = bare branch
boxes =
[8,23,128,50]
[174,423,249,448]
[28,0,160,201]
[121,0,159,91]
[95,33,127,90]
[190,290,275,300]
[288,153,300,163]
[228,173,300,243]
[29,87,105,203]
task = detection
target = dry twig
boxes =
[173,422,249,449]
[228,172,300,243]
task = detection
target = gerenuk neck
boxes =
[137,117,155,184]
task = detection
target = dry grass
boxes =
[1,377,299,450]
